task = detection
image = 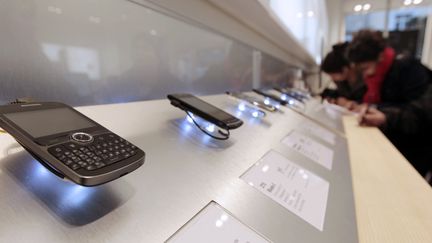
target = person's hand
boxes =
[359,107,387,127]
[342,100,357,110]
[351,103,368,113]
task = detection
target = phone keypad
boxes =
[48,133,138,172]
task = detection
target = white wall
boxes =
[325,0,345,52]
[266,0,328,64]
[319,0,346,90]
[422,12,432,69]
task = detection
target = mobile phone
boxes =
[167,93,243,130]
[0,102,145,186]
[226,91,277,112]
[252,89,288,106]
[273,87,305,103]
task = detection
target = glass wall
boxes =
[0,0,301,106]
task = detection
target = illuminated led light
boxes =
[182,121,193,132]
[206,124,215,133]
[404,0,412,5]
[34,162,50,177]
[281,94,288,101]
[63,185,95,206]
[238,103,246,111]
[248,182,254,186]
[262,165,269,172]
[186,115,194,124]
[354,4,362,11]
[307,11,314,17]
[264,98,271,105]
[413,0,422,4]
[363,4,371,11]
[288,99,295,105]
[70,184,85,194]
[275,104,281,109]
[252,111,259,118]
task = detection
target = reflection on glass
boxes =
[1,0,258,106]
[268,0,328,62]
[47,6,62,15]
[215,219,223,228]
[66,46,100,80]
[42,43,100,80]
[167,202,269,242]
[260,53,300,89]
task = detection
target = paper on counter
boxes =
[282,130,334,170]
[241,150,329,231]
[299,120,336,145]
[167,202,269,243]
[322,100,358,116]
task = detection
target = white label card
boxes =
[241,151,330,231]
[167,202,270,243]
[281,130,334,170]
[299,120,337,145]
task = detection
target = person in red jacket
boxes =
[347,29,432,176]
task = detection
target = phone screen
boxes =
[180,96,235,122]
[4,108,96,138]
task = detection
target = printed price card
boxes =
[241,150,329,231]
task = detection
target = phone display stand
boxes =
[185,112,230,140]
[236,103,266,118]
[262,98,284,113]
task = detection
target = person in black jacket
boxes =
[321,42,367,108]
[348,30,432,176]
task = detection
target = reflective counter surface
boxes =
[0,94,357,242]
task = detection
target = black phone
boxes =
[226,91,277,112]
[252,89,288,106]
[273,87,307,103]
[0,102,145,186]
[273,88,304,103]
[167,93,243,130]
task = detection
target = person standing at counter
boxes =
[321,42,367,109]
[347,29,432,176]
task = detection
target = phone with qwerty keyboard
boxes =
[0,102,145,186]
